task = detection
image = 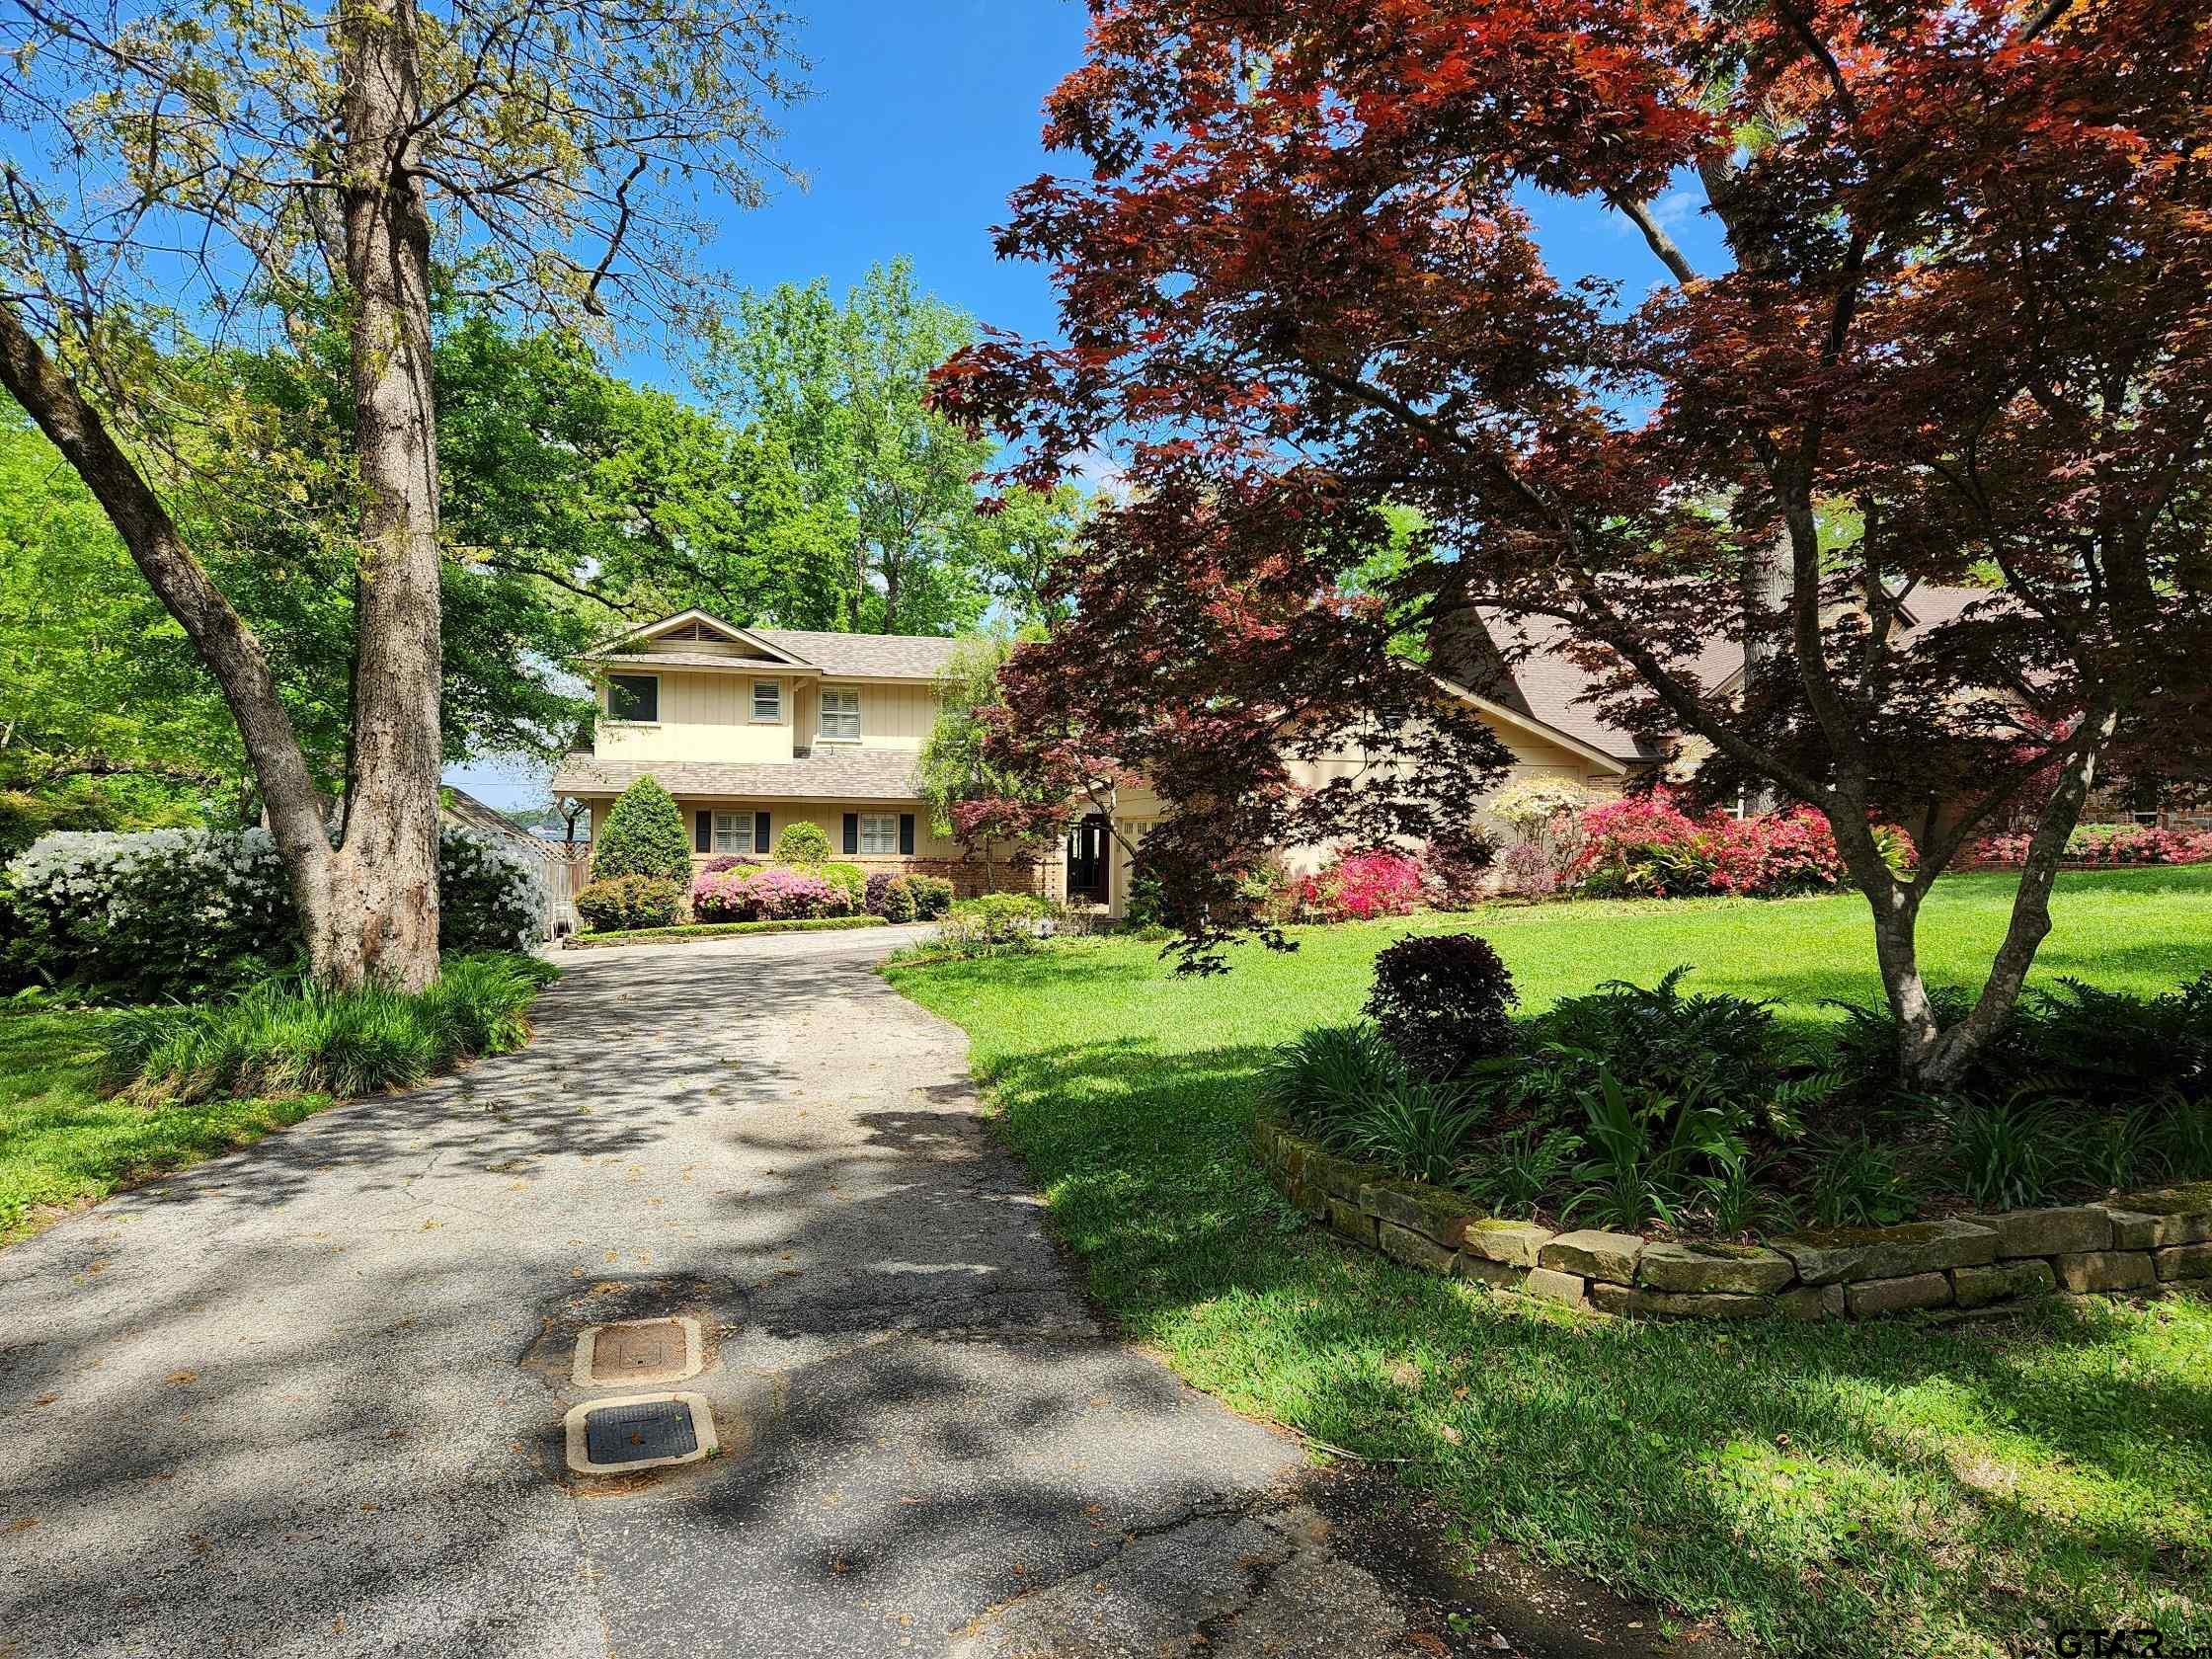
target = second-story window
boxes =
[606,674,658,722]
[751,679,781,721]
[820,686,860,741]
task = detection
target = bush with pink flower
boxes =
[690,865,847,922]
[1974,824,2212,867]
[1567,789,1914,899]
[1298,849,1427,921]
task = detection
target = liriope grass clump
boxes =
[99,952,558,1105]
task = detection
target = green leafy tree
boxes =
[590,778,693,883]
[0,0,800,988]
[696,260,1001,636]
[916,634,1064,889]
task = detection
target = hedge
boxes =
[0,827,547,1000]
[565,914,891,948]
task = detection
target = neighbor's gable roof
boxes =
[583,610,963,682]
[1468,586,2002,763]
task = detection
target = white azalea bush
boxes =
[0,828,547,999]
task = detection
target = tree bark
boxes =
[0,299,340,937]
[334,0,443,990]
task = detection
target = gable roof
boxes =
[1457,587,2000,764]
[583,610,964,681]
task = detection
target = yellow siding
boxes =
[595,670,795,763]
[793,679,937,751]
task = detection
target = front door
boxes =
[1066,814,1110,907]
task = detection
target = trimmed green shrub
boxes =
[876,876,917,923]
[822,860,867,908]
[590,777,691,882]
[100,952,557,1105]
[906,874,955,919]
[1,828,547,1000]
[576,874,683,932]
[772,821,832,865]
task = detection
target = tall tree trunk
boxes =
[0,302,344,939]
[1738,528,1792,814]
[333,0,443,990]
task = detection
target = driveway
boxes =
[0,926,1420,1658]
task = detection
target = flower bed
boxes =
[1255,1116,2212,1320]
[1973,824,2212,867]
[1566,791,1916,899]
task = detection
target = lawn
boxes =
[0,1008,325,1243]
[887,867,2212,1658]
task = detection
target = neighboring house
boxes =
[437,784,585,938]
[551,611,1047,899]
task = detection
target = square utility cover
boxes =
[565,1392,718,1475]
[572,1316,703,1386]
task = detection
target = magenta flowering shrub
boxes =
[1974,825,2212,866]
[689,866,847,922]
[1298,849,1427,921]
[1568,790,1915,900]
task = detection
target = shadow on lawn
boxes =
[979,1031,2212,1654]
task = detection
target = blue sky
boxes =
[453,0,1727,813]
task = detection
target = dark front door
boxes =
[1066,813,1110,907]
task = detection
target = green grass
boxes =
[0,1008,326,1243]
[567,913,890,947]
[887,868,2212,1658]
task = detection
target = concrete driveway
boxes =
[0,926,1420,1658]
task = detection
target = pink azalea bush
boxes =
[690,866,846,922]
[1567,790,1915,899]
[1974,825,2212,867]
[1299,849,1427,921]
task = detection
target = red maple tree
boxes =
[935,0,2212,1081]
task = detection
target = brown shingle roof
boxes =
[1465,587,1999,763]
[750,629,963,679]
[551,750,923,802]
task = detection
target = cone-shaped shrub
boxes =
[590,776,692,882]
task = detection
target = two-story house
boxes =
[551,611,1044,898]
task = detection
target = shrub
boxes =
[1803,1132,1917,1227]
[875,876,917,923]
[577,874,683,932]
[1498,840,1556,896]
[99,951,556,1105]
[1461,1125,1582,1217]
[1974,823,2212,866]
[1259,1022,1406,1143]
[934,893,1051,955]
[1569,790,1915,900]
[822,861,867,909]
[1365,933,1519,1079]
[772,821,832,865]
[906,874,955,919]
[1299,849,1426,921]
[590,777,691,882]
[1946,1095,2069,1210]
[1,828,546,999]
[1421,830,1498,908]
[1337,1078,1488,1186]
[1488,776,1591,845]
[698,853,765,875]
[736,868,841,920]
[864,870,899,914]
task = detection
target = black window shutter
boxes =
[842,812,859,855]
[899,813,916,855]
[753,811,771,852]
[693,810,711,853]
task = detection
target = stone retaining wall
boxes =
[1255,1116,2212,1321]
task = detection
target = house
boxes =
[563,590,2060,918]
[551,611,1046,899]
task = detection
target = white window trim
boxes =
[750,679,782,723]
[712,810,766,855]
[858,812,900,856]
[819,685,861,743]
[604,672,661,725]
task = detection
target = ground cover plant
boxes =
[887,867,2212,1657]
[1,952,556,1242]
